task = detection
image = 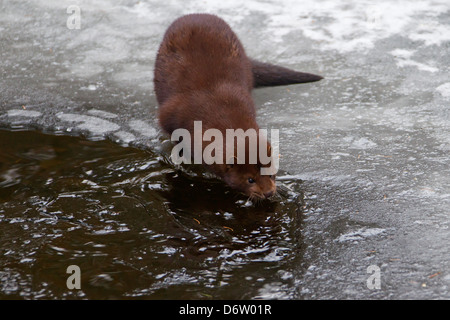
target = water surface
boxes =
[0,0,449,299]
[0,129,305,299]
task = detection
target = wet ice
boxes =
[0,0,449,299]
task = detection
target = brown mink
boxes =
[154,13,322,199]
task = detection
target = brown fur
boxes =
[154,14,322,199]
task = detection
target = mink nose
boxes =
[264,191,274,198]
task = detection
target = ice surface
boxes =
[337,228,386,243]
[0,0,449,299]
[436,82,450,98]
[56,113,120,135]
[7,109,42,118]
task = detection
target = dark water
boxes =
[0,129,305,299]
[1,0,449,300]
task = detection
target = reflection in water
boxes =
[0,129,305,299]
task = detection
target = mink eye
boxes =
[248,178,255,184]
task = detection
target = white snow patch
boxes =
[436,83,450,99]
[337,228,386,242]
[390,49,439,73]
[114,130,136,143]
[344,136,377,149]
[255,0,450,53]
[80,84,98,91]
[409,21,450,46]
[395,59,439,73]
[128,119,158,138]
[7,109,42,118]
[390,49,414,59]
[56,113,120,135]
[87,109,118,119]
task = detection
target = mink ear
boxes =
[226,156,238,171]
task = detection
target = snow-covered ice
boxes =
[0,0,449,299]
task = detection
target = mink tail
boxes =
[251,59,323,88]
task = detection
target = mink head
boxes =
[222,163,276,200]
[217,130,277,200]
